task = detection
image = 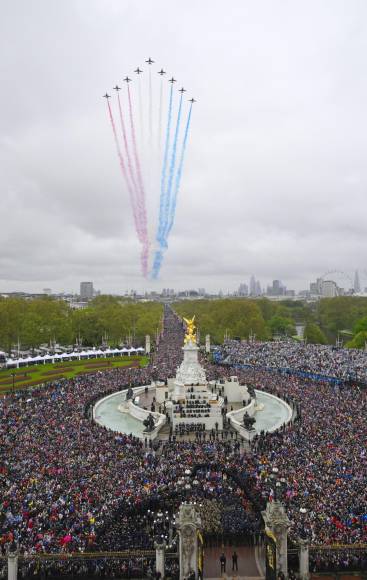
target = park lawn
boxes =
[0,355,149,394]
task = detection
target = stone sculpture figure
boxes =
[248,385,256,399]
[143,413,155,432]
[243,411,256,430]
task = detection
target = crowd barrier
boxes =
[0,550,179,580]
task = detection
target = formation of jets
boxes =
[103,59,196,102]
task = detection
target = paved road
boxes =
[203,545,264,580]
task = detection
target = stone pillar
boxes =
[176,503,201,580]
[262,500,291,578]
[299,539,309,580]
[155,541,166,578]
[7,552,18,580]
[205,335,210,354]
[145,335,151,355]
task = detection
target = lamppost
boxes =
[154,509,170,580]
[336,331,343,348]
[270,467,280,501]
[11,371,16,394]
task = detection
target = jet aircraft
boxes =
[179,87,186,93]
[169,77,176,83]
[103,93,111,99]
[158,68,166,75]
[189,98,196,103]
[113,85,121,91]
[123,76,132,83]
[145,57,154,65]
[134,67,143,74]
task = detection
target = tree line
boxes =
[1,295,367,354]
[174,296,367,348]
[0,296,163,354]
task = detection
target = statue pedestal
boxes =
[176,504,201,580]
[174,340,206,390]
[299,539,310,580]
[170,339,223,430]
[155,541,166,578]
[262,501,291,578]
[8,551,18,580]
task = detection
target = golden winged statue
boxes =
[183,316,196,344]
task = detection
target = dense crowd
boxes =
[150,310,185,381]
[219,338,367,382]
[0,306,366,576]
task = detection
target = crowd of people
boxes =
[0,306,366,577]
[219,338,367,382]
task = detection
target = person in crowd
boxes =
[219,552,226,573]
[232,551,238,571]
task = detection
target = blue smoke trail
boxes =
[166,103,193,237]
[151,249,163,279]
[151,102,192,279]
[162,93,183,240]
[151,84,173,278]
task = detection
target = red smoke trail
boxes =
[141,242,149,279]
[106,99,146,274]
[116,92,140,210]
[127,84,149,275]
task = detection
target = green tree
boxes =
[21,312,43,351]
[0,298,26,354]
[304,323,327,344]
[174,298,269,343]
[346,331,367,349]
[71,309,105,346]
[316,297,367,340]
[268,315,296,337]
[353,316,367,334]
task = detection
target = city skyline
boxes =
[1,1,367,293]
[2,268,366,298]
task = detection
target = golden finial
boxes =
[183,316,196,344]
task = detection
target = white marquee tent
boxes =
[4,347,145,369]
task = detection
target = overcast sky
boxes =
[1,0,367,294]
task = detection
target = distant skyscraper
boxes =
[238,283,248,296]
[255,280,262,296]
[80,281,94,300]
[354,270,361,293]
[321,280,338,298]
[274,280,286,296]
[249,275,256,296]
[310,278,323,295]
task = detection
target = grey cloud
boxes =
[1,0,367,294]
